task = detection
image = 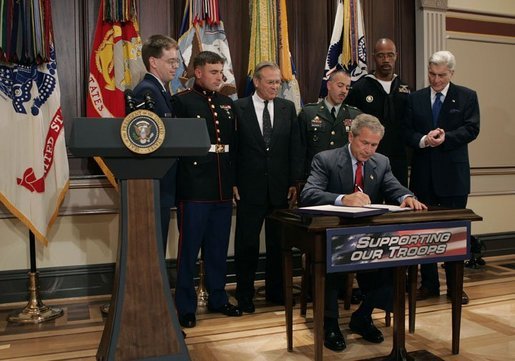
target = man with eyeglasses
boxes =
[232,62,303,313]
[346,38,411,186]
[299,70,362,180]
[133,34,180,255]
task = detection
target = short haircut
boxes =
[253,61,280,80]
[351,113,385,138]
[428,50,456,71]
[142,34,178,71]
[327,69,351,82]
[193,51,225,68]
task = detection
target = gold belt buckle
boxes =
[215,144,225,153]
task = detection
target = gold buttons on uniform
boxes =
[330,141,334,145]
[331,131,336,135]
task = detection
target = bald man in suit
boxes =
[232,62,303,313]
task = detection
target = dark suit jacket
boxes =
[233,96,303,206]
[404,83,480,198]
[171,84,236,201]
[300,146,411,206]
[133,73,174,117]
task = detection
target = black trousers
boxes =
[418,190,468,293]
[234,200,285,302]
[325,269,393,319]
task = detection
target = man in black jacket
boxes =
[346,38,410,186]
[133,34,179,252]
[232,62,303,313]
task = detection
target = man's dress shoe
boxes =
[416,287,440,301]
[349,314,384,343]
[238,298,255,313]
[179,313,196,328]
[324,324,346,351]
[208,303,243,317]
[447,291,469,305]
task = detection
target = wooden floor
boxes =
[1,255,515,361]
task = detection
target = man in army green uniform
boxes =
[299,70,361,179]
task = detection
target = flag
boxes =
[247,0,302,112]
[172,0,237,99]
[86,0,146,188]
[320,0,367,98]
[0,38,69,245]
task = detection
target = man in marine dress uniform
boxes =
[345,38,411,186]
[133,34,180,254]
[299,70,361,179]
[172,51,242,329]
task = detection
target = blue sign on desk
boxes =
[326,221,470,273]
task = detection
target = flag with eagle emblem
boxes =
[320,0,367,98]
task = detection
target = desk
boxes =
[270,208,482,361]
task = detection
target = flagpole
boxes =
[7,231,64,324]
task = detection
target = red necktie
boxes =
[354,161,364,192]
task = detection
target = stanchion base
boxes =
[8,304,63,324]
[364,350,445,361]
[100,303,110,315]
[197,290,208,307]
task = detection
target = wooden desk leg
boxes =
[450,261,464,354]
[313,260,325,361]
[283,247,294,352]
[385,266,413,361]
[408,265,417,334]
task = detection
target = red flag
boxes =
[86,0,145,187]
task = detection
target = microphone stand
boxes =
[8,231,64,323]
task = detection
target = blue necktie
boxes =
[432,92,443,126]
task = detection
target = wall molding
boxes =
[0,253,303,304]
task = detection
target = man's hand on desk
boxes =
[400,196,427,210]
[341,192,371,207]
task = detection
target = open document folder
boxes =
[296,204,411,218]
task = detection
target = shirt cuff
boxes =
[419,135,427,148]
[335,194,345,205]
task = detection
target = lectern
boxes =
[69,116,210,360]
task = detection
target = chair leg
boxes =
[344,272,354,310]
[408,265,417,333]
[300,252,311,317]
[385,312,391,327]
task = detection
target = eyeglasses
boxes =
[374,52,396,60]
[159,57,181,66]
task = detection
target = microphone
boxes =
[144,92,155,111]
[124,89,136,113]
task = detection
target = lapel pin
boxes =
[370,175,374,180]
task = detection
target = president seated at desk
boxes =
[300,113,427,352]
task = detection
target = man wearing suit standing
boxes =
[301,114,426,351]
[233,62,303,313]
[404,50,480,304]
[172,51,241,328]
[133,34,180,254]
